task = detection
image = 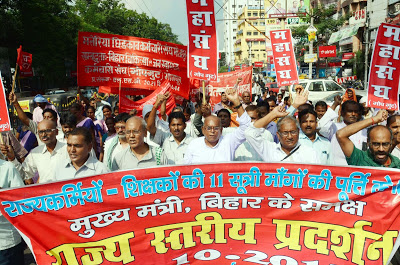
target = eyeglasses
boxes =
[370,142,391,148]
[126,130,142,135]
[204,126,221,132]
[278,130,299,137]
[38,129,56,135]
[115,126,126,130]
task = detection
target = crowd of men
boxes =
[0,82,400,263]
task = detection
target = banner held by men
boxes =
[0,162,399,264]
[77,31,190,98]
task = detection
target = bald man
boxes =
[3,119,67,183]
[111,117,165,170]
[337,110,400,168]
[241,91,253,109]
[184,87,251,164]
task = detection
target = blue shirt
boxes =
[299,132,332,165]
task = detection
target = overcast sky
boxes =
[122,0,225,48]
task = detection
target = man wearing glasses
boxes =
[337,110,400,168]
[184,88,250,164]
[245,89,320,163]
[3,120,67,183]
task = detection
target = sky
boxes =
[122,0,225,48]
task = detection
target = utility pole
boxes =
[308,10,314,79]
[364,8,369,89]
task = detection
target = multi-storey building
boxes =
[221,0,264,67]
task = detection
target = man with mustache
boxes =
[245,89,320,163]
[103,113,131,170]
[337,110,400,168]
[328,100,367,165]
[387,115,400,159]
[298,109,331,164]
[111,116,165,170]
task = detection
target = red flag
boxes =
[119,80,176,116]
[367,23,400,111]
[16,46,33,77]
[186,0,218,81]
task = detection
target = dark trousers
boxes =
[0,242,25,265]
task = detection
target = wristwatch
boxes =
[233,103,242,110]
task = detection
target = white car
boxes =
[288,79,366,104]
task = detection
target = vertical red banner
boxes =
[367,23,400,111]
[186,0,218,81]
[0,72,11,132]
[270,29,299,87]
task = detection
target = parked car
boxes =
[288,79,366,104]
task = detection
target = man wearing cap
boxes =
[32,94,60,125]
[360,96,374,119]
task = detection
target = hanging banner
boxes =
[119,80,176,116]
[17,46,33,77]
[77,31,190,99]
[186,0,218,81]
[0,72,11,132]
[1,162,400,265]
[190,66,253,107]
[367,23,400,111]
[98,86,153,96]
[270,29,299,86]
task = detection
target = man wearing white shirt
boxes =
[184,88,251,164]
[55,127,109,181]
[4,120,66,183]
[298,109,331,164]
[245,89,320,164]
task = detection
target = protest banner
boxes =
[77,32,190,98]
[190,66,253,107]
[98,86,153,96]
[119,80,176,116]
[0,162,399,265]
[0,72,11,134]
[17,46,33,77]
[367,23,400,111]
[186,0,218,82]
[270,29,299,87]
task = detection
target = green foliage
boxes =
[218,65,229,73]
[0,0,181,89]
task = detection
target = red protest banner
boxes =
[0,72,11,132]
[190,66,253,107]
[270,29,299,86]
[318,45,336,58]
[367,23,400,111]
[186,0,218,81]
[0,162,400,265]
[119,80,176,116]
[16,46,33,77]
[77,31,190,98]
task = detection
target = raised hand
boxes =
[292,85,309,109]
[225,87,240,106]
[272,105,289,118]
[374,109,388,123]
[9,91,18,104]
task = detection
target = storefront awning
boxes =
[328,24,361,45]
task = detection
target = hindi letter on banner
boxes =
[367,23,400,111]
[186,0,218,81]
[77,32,190,98]
[270,29,299,86]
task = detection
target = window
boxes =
[325,81,343,91]
[247,32,252,36]
[253,22,258,26]
[248,12,251,16]
[232,4,236,8]
[308,81,323,92]
[233,29,236,32]
[233,37,236,40]
[263,53,266,57]
[239,5,243,8]
[260,22,265,26]
[233,20,237,23]
[253,32,258,35]
[253,12,258,16]
[260,41,265,45]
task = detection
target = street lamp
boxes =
[248,41,252,66]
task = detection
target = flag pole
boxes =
[118,79,122,114]
[11,63,18,93]
[202,80,206,105]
